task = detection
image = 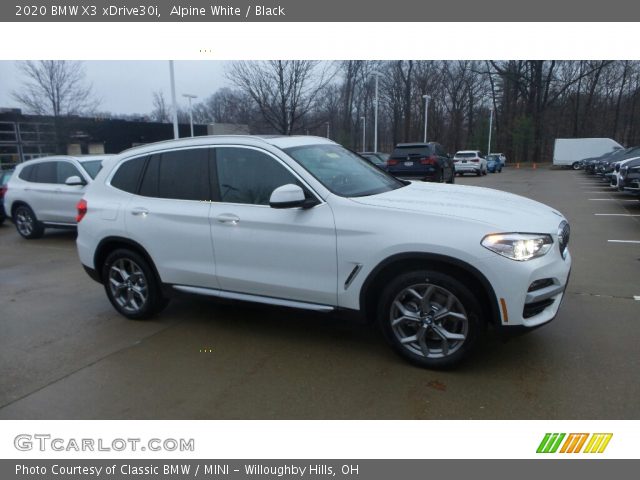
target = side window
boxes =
[32,162,58,184]
[57,162,82,184]
[19,164,36,182]
[215,147,300,206]
[111,156,147,194]
[139,149,210,201]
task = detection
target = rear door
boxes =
[123,148,218,288]
[28,161,59,222]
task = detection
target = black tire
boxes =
[377,270,484,369]
[572,162,581,170]
[13,204,44,239]
[476,169,481,176]
[102,248,168,320]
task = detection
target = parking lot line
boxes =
[634,296,640,301]
[589,198,639,201]
[594,214,640,217]
[607,240,640,244]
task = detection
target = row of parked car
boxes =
[0,135,570,369]
[578,146,640,196]
[359,144,506,181]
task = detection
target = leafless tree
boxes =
[227,60,335,134]
[151,90,170,123]
[12,60,99,117]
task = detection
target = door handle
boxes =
[215,213,240,225]
[131,207,150,216]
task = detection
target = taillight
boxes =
[471,159,479,163]
[0,185,7,199]
[387,159,399,166]
[76,199,87,223]
[420,156,437,165]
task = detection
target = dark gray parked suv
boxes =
[387,142,455,183]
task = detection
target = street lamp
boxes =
[326,122,330,139]
[361,116,366,151]
[487,105,494,156]
[182,93,197,137]
[169,61,179,139]
[371,72,381,153]
[422,94,431,143]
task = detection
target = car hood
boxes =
[350,182,566,232]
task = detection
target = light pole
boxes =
[361,116,366,151]
[372,72,380,152]
[487,105,494,156]
[182,93,197,137]
[422,94,431,143]
[169,61,179,139]
[325,122,330,139]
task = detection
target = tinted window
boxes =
[216,147,299,205]
[391,146,433,157]
[140,149,210,201]
[19,164,36,182]
[455,152,477,158]
[111,156,147,194]
[81,160,103,179]
[57,162,82,184]
[32,162,57,183]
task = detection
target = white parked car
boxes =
[453,150,488,176]
[5,155,110,239]
[76,136,571,368]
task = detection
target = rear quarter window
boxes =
[111,156,148,194]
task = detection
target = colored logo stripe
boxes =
[537,433,612,453]
[537,433,566,453]
[583,433,613,453]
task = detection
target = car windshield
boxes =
[284,144,405,197]
[81,160,103,179]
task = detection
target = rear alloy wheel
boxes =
[13,205,44,239]
[102,249,168,320]
[378,270,483,368]
[572,161,581,170]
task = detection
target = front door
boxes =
[209,146,337,306]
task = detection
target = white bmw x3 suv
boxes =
[5,155,109,239]
[76,136,571,368]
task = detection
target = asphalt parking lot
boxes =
[1,166,639,419]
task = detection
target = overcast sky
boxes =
[0,61,229,115]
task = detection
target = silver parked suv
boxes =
[4,155,110,239]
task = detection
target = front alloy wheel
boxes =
[391,283,468,359]
[378,271,483,368]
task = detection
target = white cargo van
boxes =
[553,138,623,169]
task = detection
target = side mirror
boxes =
[65,175,85,186]
[269,184,316,209]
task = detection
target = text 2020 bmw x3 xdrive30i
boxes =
[76,136,571,368]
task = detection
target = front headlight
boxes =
[481,233,553,261]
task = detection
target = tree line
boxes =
[13,60,640,162]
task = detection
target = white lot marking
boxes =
[589,198,638,201]
[594,213,640,217]
[607,240,640,244]
[634,296,640,301]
